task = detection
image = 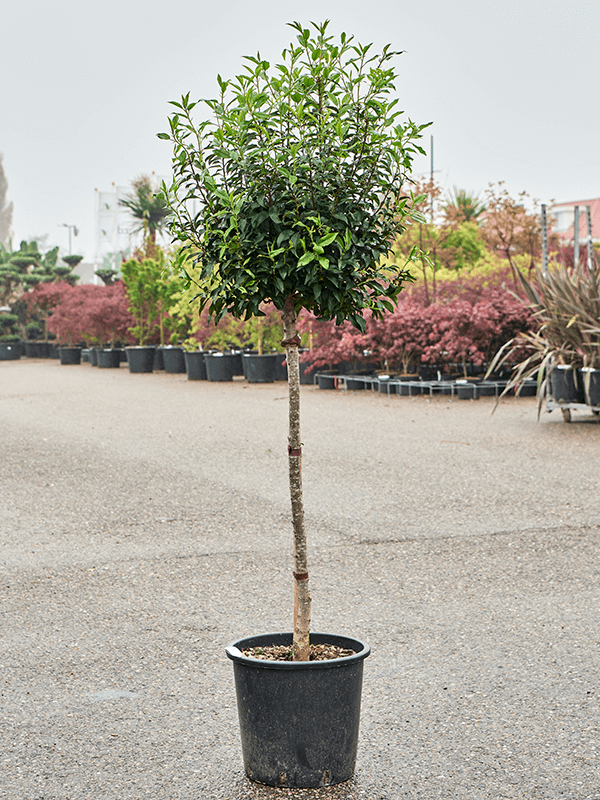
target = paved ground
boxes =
[1,358,599,800]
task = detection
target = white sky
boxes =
[1,0,599,260]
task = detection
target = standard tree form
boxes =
[159,20,428,660]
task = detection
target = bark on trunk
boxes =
[282,295,311,661]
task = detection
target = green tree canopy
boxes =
[160,20,428,331]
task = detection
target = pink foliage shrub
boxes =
[298,275,536,374]
[39,282,135,346]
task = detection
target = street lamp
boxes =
[61,223,79,254]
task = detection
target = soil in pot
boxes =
[184,351,207,380]
[226,632,370,788]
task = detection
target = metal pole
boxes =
[541,204,548,276]
[573,206,580,269]
[430,135,434,223]
[586,205,593,270]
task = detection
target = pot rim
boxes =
[226,631,370,670]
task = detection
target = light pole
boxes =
[61,223,79,254]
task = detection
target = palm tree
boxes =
[444,187,486,223]
[119,174,170,245]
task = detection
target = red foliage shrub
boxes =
[298,275,537,375]
[41,282,135,346]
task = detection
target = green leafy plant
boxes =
[160,20,427,659]
[120,254,164,346]
[119,174,171,245]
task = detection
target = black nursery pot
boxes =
[184,351,207,380]
[24,341,50,358]
[0,342,21,360]
[226,632,370,788]
[125,346,156,373]
[204,353,234,381]
[97,349,121,368]
[59,346,81,365]
[162,346,186,374]
[242,353,278,383]
[550,365,584,404]
[581,368,600,408]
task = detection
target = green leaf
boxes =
[297,252,315,267]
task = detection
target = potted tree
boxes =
[160,20,426,787]
[242,303,285,383]
[120,254,162,372]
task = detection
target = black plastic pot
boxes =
[377,377,397,394]
[317,374,337,390]
[24,341,50,358]
[126,346,156,373]
[243,353,278,383]
[153,348,165,370]
[230,351,244,376]
[345,376,366,390]
[59,346,82,365]
[226,632,370,788]
[97,349,121,368]
[0,342,21,360]
[184,351,207,380]
[162,347,186,374]
[581,368,600,407]
[550,365,584,404]
[299,361,313,385]
[205,353,234,381]
[274,353,288,381]
[456,382,479,400]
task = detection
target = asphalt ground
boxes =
[1,358,599,800]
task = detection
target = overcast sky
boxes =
[2,0,599,261]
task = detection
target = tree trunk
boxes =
[282,295,311,661]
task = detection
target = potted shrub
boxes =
[86,282,135,368]
[0,307,21,359]
[242,303,284,383]
[486,259,600,415]
[120,253,163,372]
[160,20,426,787]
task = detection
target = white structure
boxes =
[93,174,171,281]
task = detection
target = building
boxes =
[547,198,600,243]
